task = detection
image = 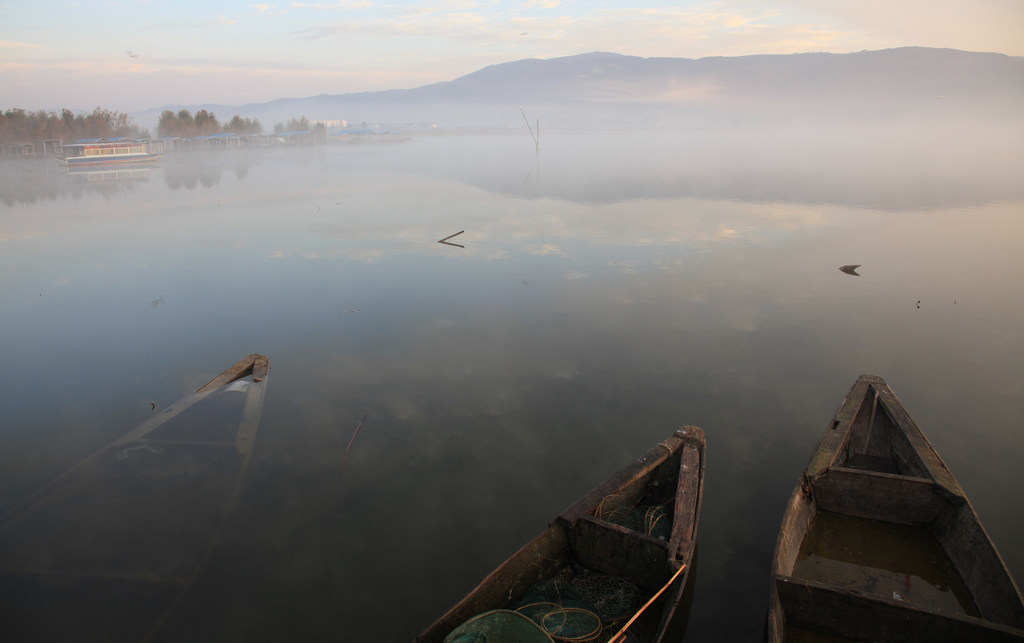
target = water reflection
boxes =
[0,128,1022,642]
[0,159,150,207]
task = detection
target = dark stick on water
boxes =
[341,414,368,476]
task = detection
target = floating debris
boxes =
[340,415,368,478]
[439,230,465,248]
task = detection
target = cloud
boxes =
[774,0,1024,53]
[249,4,272,11]
[290,1,374,9]
[0,41,43,48]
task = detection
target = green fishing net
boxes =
[509,574,643,642]
[444,610,554,643]
[572,576,641,623]
[449,571,646,643]
[595,495,671,541]
[539,607,602,642]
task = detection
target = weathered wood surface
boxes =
[766,478,817,641]
[771,482,817,578]
[196,353,264,393]
[804,378,872,479]
[251,354,270,382]
[669,444,701,556]
[775,575,1024,643]
[559,434,682,524]
[567,514,670,592]
[811,467,945,526]
[933,501,1024,627]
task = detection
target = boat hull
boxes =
[768,375,1024,642]
[57,153,163,167]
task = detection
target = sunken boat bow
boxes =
[0,354,269,641]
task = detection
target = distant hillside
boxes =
[134,48,1024,130]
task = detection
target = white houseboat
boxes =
[55,138,165,167]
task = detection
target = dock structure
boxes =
[1,140,65,158]
[273,130,315,145]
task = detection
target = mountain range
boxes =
[135,47,1024,131]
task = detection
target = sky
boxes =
[2,0,1023,114]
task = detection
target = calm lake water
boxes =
[1,126,1023,641]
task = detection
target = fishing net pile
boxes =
[444,573,646,643]
[594,494,672,541]
[445,610,556,643]
[511,575,643,642]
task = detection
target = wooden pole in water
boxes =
[520,107,538,149]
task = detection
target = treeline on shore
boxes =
[155,112,323,138]
[157,110,262,137]
[157,111,323,137]
[1,108,147,144]
[2,107,327,145]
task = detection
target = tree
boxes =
[275,116,312,133]
[157,110,178,137]
[0,107,144,143]
[223,115,262,135]
[175,110,196,137]
[194,109,220,135]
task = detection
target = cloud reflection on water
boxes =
[1,126,1023,642]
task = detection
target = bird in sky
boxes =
[124,50,140,59]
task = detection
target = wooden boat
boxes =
[416,426,706,643]
[0,354,269,642]
[769,374,1024,642]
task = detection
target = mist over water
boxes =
[1,122,1023,641]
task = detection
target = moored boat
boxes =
[768,374,1024,642]
[416,426,706,643]
[55,137,164,166]
[0,354,269,641]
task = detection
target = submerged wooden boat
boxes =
[0,354,269,641]
[416,426,706,643]
[769,375,1024,642]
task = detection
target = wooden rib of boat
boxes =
[769,374,1024,643]
[0,354,269,642]
[416,426,706,643]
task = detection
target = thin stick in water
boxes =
[341,414,368,476]
[520,107,537,147]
